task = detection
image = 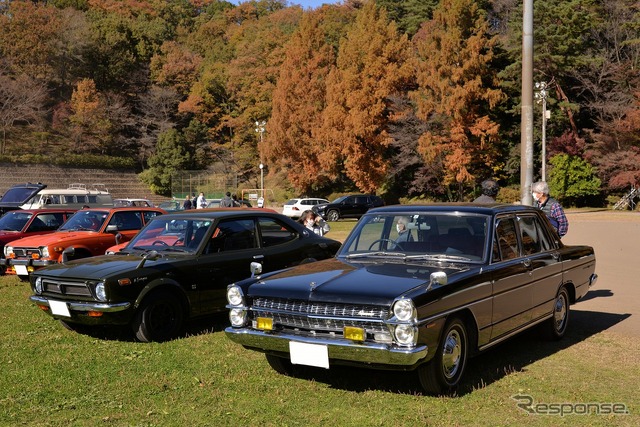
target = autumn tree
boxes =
[265,7,343,194]
[68,79,110,152]
[321,1,414,193]
[412,0,505,200]
[0,73,48,154]
[0,1,63,79]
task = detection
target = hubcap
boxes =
[442,328,463,379]
[554,293,567,332]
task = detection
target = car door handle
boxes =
[253,254,264,260]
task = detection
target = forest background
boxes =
[0,0,638,205]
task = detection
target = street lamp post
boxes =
[255,121,266,201]
[534,81,549,181]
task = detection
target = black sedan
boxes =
[28,209,341,342]
[225,204,597,395]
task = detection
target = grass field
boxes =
[1,217,638,426]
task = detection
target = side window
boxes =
[355,196,367,204]
[143,211,162,223]
[216,219,257,251]
[259,217,298,247]
[110,211,142,231]
[493,218,519,262]
[29,213,65,231]
[518,215,543,255]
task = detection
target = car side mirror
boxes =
[250,261,263,277]
[62,246,75,263]
[106,224,119,233]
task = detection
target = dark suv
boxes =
[312,194,384,221]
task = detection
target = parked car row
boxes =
[0,183,599,395]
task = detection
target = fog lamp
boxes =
[255,317,273,331]
[343,326,366,342]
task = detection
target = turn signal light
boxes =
[87,311,103,317]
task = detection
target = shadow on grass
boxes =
[276,309,630,397]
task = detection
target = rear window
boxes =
[285,199,299,206]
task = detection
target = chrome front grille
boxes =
[42,278,92,298]
[252,297,390,335]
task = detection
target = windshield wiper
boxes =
[346,251,406,259]
[405,254,472,261]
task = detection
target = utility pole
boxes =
[520,0,534,206]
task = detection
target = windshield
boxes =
[0,211,32,231]
[0,186,41,203]
[339,212,489,262]
[59,210,108,231]
[125,218,213,254]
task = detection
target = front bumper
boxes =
[225,327,429,367]
[30,295,131,313]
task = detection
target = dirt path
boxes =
[562,210,640,338]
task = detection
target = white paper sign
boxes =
[14,265,28,276]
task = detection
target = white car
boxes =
[282,198,329,218]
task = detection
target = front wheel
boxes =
[418,316,468,395]
[132,291,184,342]
[326,210,340,222]
[543,286,570,340]
[265,354,294,376]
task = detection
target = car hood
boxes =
[7,230,102,247]
[247,258,467,306]
[32,253,181,279]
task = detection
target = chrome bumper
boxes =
[225,327,429,366]
[30,295,131,313]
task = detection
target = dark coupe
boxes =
[225,204,597,395]
[29,209,341,342]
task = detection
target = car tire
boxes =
[327,210,339,222]
[543,286,570,340]
[132,290,184,342]
[418,316,468,395]
[265,354,294,376]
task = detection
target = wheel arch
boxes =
[134,278,191,316]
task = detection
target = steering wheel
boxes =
[152,240,168,246]
[368,238,399,250]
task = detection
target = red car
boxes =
[2,207,165,279]
[0,209,77,273]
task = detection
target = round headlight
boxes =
[229,308,247,327]
[4,246,13,257]
[95,282,107,302]
[227,285,244,306]
[34,277,43,294]
[393,299,415,321]
[40,246,50,258]
[394,324,417,346]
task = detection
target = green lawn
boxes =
[0,275,637,426]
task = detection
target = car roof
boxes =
[158,207,279,220]
[367,203,538,215]
[78,207,166,214]
[4,208,77,214]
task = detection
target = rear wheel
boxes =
[132,290,184,342]
[326,210,340,222]
[265,354,294,376]
[418,316,468,395]
[543,286,570,340]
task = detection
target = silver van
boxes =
[20,183,113,210]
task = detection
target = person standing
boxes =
[220,192,234,207]
[532,181,569,237]
[298,210,330,236]
[196,192,207,209]
[182,195,193,210]
[473,179,499,203]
